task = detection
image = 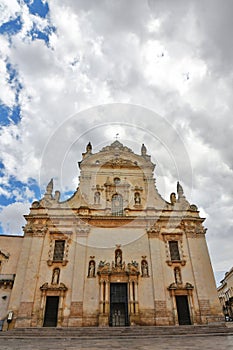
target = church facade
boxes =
[0,141,223,329]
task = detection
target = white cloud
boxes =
[0,202,28,235]
[0,0,233,279]
[0,0,20,26]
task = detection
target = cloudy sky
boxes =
[0,0,233,285]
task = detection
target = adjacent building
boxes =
[218,268,233,320]
[0,141,223,329]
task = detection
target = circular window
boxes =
[114,177,121,185]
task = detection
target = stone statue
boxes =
[170,192,176,205]
[88,261,95,277]
[134,192,141,204]
[51,268,60,285]
[174,267,182,284]
[54,190,60,202]
[141,260,149,277]
[115,251,122,267]
[94,192,100,204]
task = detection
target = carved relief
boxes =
[168,282,194,290]
[40,282,68,292]
[75,220,90,236]
[183,221,207,238]
[147,223,161,238]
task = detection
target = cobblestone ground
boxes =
[1,335,233,350]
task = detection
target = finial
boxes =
[141,143,147,156]
[177,181,184,199]
[46,178,53,195]
[86,142,92,153]
[115,133,119,140]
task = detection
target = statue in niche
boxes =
[134,192,141,204]
[88,260,95,277]
[174,267,182,284]
[170,192,176,205]
[115,249,122,267]
[141,260,149,277]
[51,268,60,285]
[94,191,100,204]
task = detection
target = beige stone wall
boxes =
[0,235,23,326]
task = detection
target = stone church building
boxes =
[0,141,222,329]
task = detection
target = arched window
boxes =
[111,194,123,216]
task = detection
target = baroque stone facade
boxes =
[0,141,223,328]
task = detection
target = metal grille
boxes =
[169,241,180,261]
[111,194,123,216]
[53,240,65,261]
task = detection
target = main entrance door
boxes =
[175,296,191,325]
[110,283,129,326]
[43,296,59,327]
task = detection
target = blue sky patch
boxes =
[23,0,49,18]
[29,22,55,44]
[0,174,41,206]
[0,15,22,35]
[0,63,22,127]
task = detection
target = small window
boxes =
[114,177,121,185]
[53,240,65,261]
[169,241,180,261]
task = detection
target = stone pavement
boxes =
[1,334,233,350]
[1,325,233,350]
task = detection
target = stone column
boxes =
[100,281,104,313]
[105,281,110,313]
[134,282,139,314]
[129,281,133,314]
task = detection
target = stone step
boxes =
[1,325,233,338]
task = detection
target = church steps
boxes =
[1,325,233,338]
